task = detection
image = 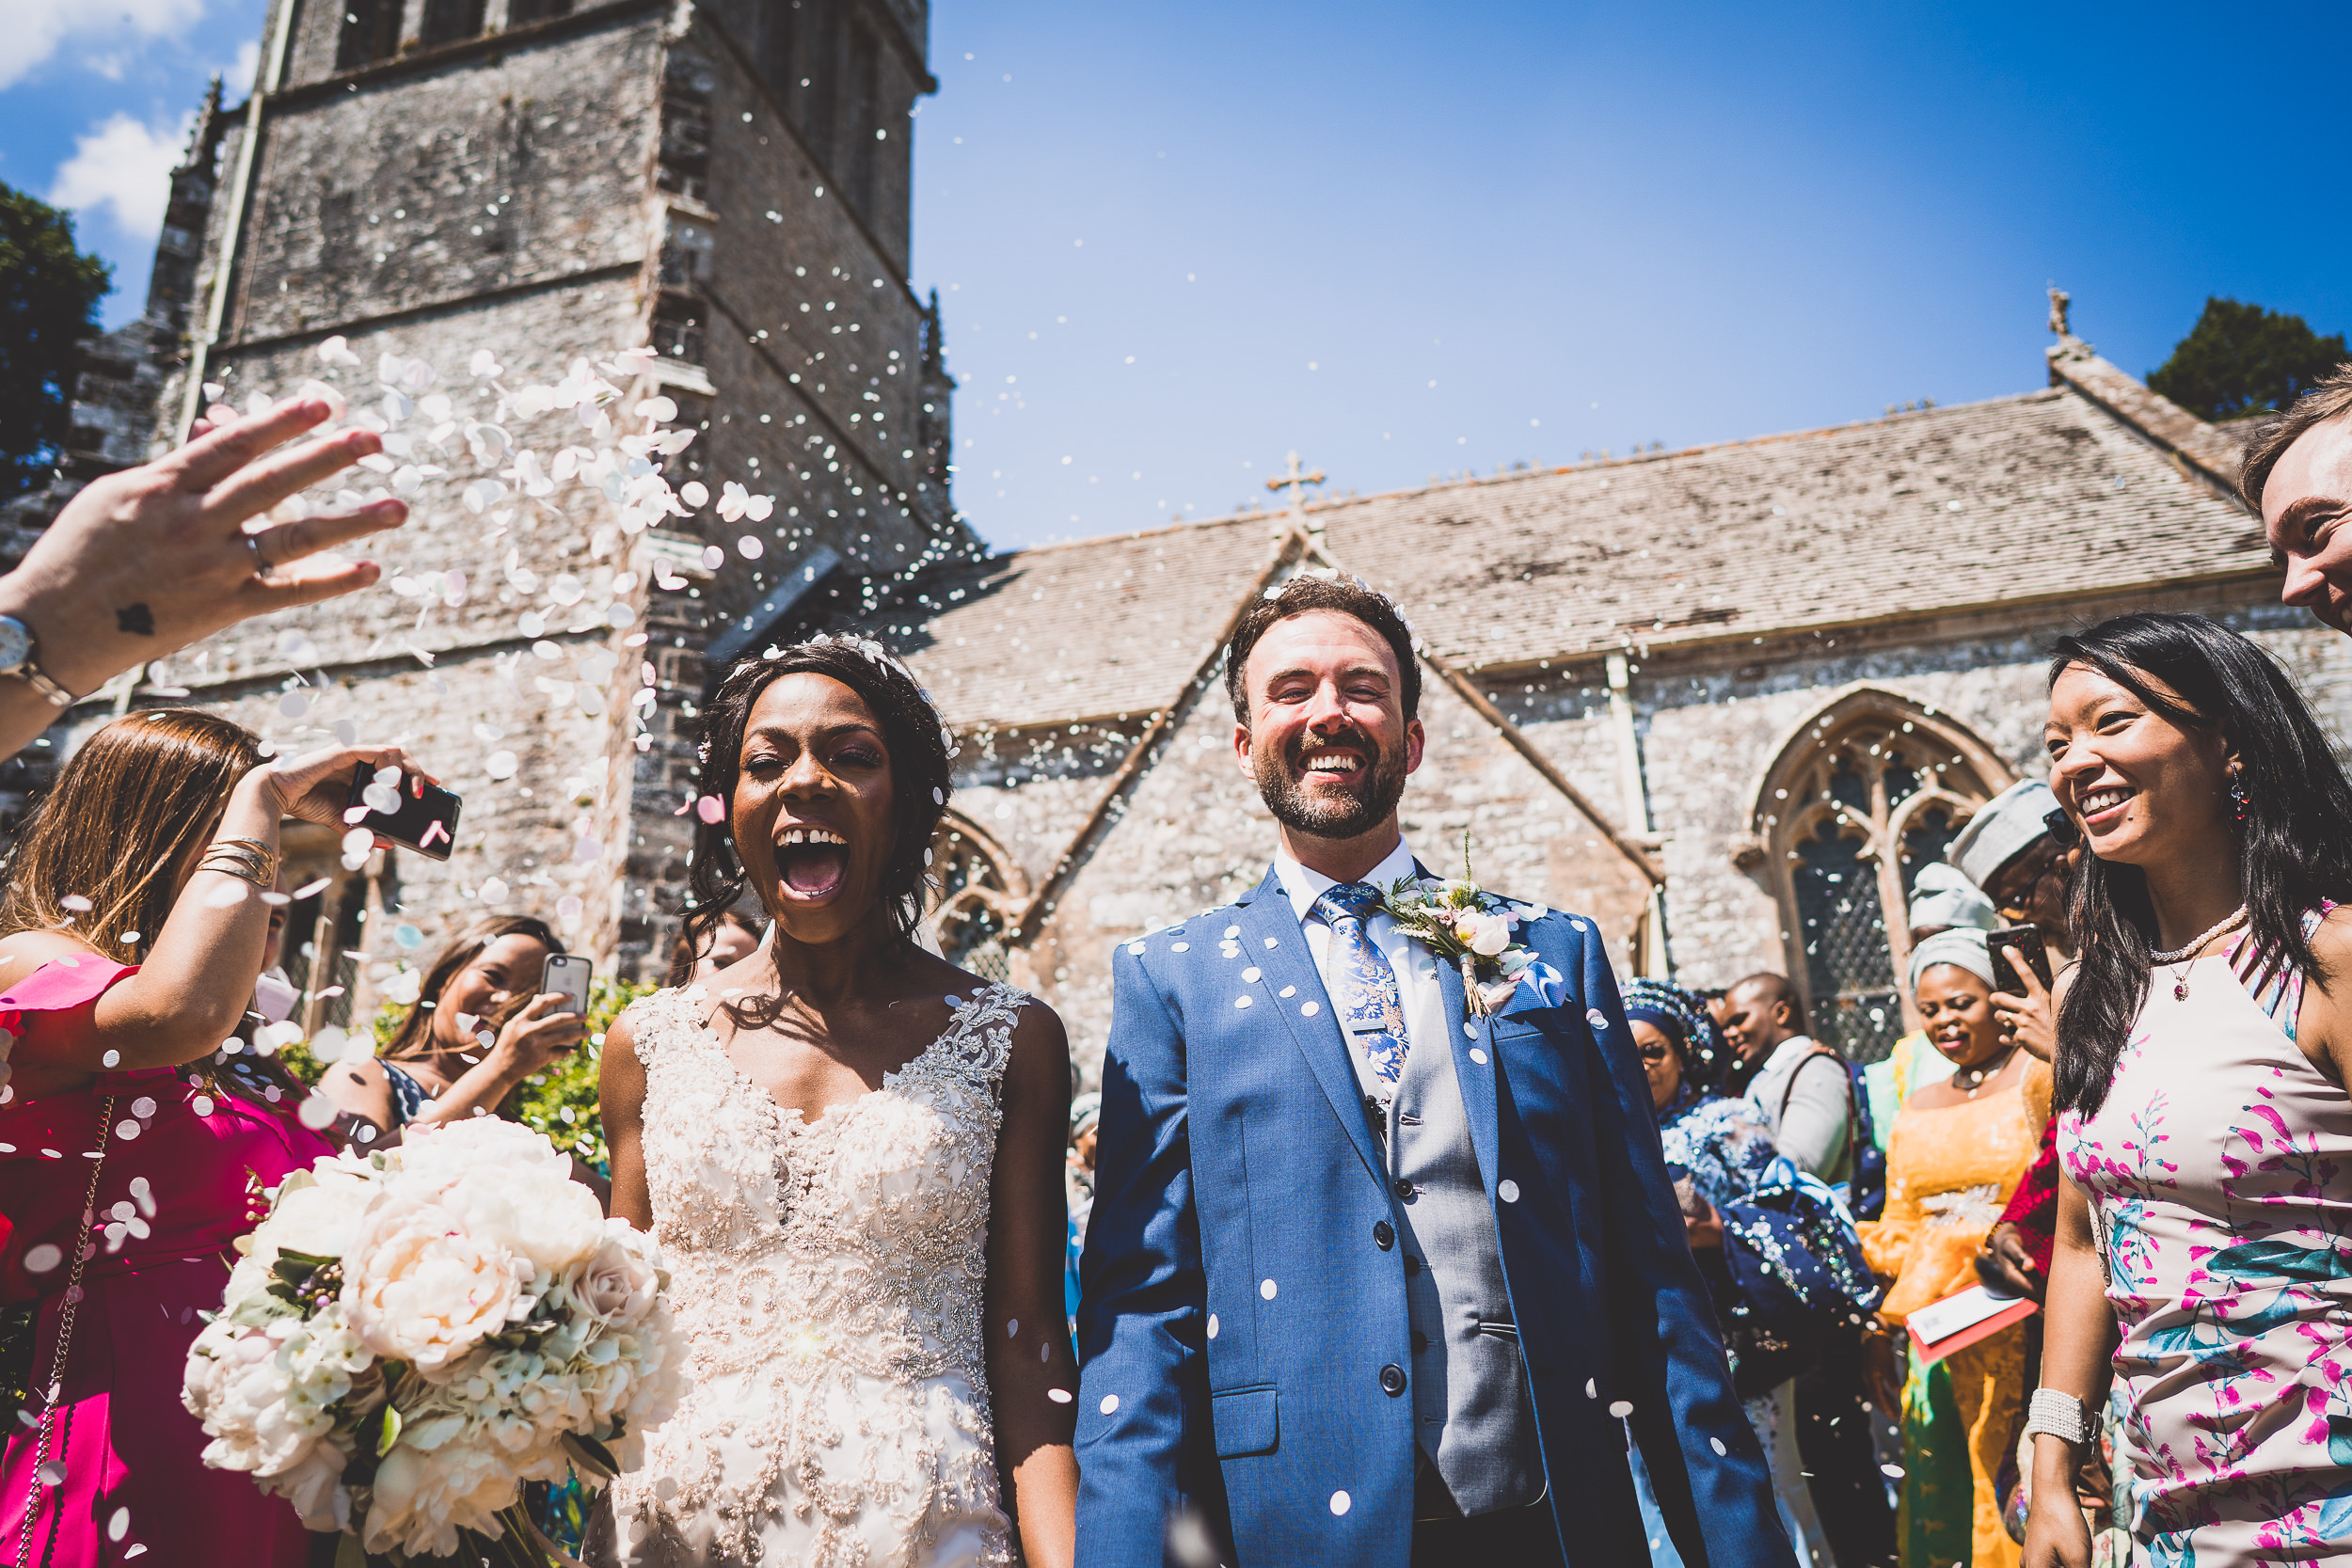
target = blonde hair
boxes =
[0,710,263,963]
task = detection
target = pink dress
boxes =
[2058,930,2352,1566]
[0,958,327,1566]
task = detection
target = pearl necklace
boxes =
[2150,905,2249,1000]
[1951,1044,2020,1099]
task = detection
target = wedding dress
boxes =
[600,983,1029,1567]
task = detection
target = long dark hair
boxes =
[2052,613,2352,1117]
[685,637,952,1009]
[380,914,562,1061]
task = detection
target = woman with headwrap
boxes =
[1623,979,1836,1567]
[1859,929,2051,1568]
[1866,864,2004,1150]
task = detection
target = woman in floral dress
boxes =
[2026,613,2352,1568]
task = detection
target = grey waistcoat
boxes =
[1375,1021,1541,1515]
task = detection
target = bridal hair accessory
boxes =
[183,1117,688,1562]
[1374,832,1566,1022]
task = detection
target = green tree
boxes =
[0,183,111,495]
[2149,296,2349,424]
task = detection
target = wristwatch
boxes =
[0,614,74,708]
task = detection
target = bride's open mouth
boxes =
[775,825,850,901]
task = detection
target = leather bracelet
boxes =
[2024,1387,2092,1446]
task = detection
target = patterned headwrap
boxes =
[1620,978,1728,1087]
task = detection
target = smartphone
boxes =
[542,953,591,1018]
[343,767,462,862]
[1988,925,2053,991]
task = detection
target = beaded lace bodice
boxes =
[606,982,1028,1567]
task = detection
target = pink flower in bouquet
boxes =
[567,1223,662,1325]
[342,1196,534,1379]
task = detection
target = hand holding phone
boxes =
[1988,925,2054,991]
[343,764,462,861]
[542,953,591,1019]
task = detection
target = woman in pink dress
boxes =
[2024,613,2352,1567]
[0,710,421,1567]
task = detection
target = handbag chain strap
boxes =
[15,1095,115,1568]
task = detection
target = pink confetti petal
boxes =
[696,795,726,825]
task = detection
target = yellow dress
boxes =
[1860,1057,2050,1568]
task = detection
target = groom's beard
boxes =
[1253,728,1408,841]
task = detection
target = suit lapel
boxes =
[1236,867,1386,1189]
[1428,932,1504,1195]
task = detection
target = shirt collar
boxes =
[1273,836,1420,926]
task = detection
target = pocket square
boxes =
[1498,958,1567,1017]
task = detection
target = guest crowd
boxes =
[2,362,2351,1568]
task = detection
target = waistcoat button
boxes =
[1373,1220,1394,1251]
[1404,1256,1422,1276]
[1409,1330,1429,1353]
[1380,1363,1407,1395]
[1393,1178,1416,1201]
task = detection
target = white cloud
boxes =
[50,112,192,241]
[0,0,206,92]
[223,37,260,96]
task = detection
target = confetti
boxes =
[696,796,726,824]
[59,894,92,912]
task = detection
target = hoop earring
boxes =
[2229,772,2251,824]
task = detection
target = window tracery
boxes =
[1749,689,2012,1062]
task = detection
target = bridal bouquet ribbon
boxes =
[181,1117,689,1562]
[1377,842,1565,1022]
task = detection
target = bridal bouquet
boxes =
[182,1117,689,1562]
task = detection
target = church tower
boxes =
[80,0,968,994]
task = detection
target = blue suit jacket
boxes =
[1073,867,1794,1568]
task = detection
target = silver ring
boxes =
[245,532,275,578]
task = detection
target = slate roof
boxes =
[850,352,2271,734]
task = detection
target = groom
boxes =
[1073,577,1793,1567]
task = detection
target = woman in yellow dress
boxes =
[1861,927,2049,1568]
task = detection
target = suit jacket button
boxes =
[1380,1363,1407,1396]
[1403,1256,1422,1277]
[1410,1330,1430,1352]
[1373,1220,1394,1250]
[1392,1178,1416,1201]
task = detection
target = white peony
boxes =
[364,1433,517,1556]
[1453,910,1514,958]
[341,1195,533,1379]
[389,1117,606,1274]
[262,1173,376,1263]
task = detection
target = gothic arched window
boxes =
[927,812,1025,984]
[1747,689,2013,1063]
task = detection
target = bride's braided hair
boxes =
[684,637,953,1000]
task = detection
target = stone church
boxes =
[14,0,2340,1073]
[818,320,2336,1075]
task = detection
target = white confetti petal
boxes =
[1328,1490,1350,1516]
[1260,1277,1277,1300]
[1046,1388,1072,1403]
[1099,1394,1120,1415]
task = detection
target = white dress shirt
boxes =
[1273,837,1452,1106]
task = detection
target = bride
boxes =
[590,636,1077,1567]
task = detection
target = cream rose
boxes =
[341,1196,532,1378]
[565,1224,661,1325]
[1463,911,1513,958]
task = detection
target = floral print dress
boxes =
[2059,921,2352,1566]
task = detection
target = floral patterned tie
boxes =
[1312,881,1410,1088]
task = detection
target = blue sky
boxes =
[8,1,2347,550]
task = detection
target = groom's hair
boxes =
[1224,576,1421,726]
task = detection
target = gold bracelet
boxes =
[199,847,276,890]
[202,838,279,884]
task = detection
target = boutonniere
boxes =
[1376,837,1565,1021]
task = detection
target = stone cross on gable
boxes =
[2048,286,2073,338]
[1264,450,1326,522]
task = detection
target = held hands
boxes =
[0,395,405,699]
[1992,946,2058,1063]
